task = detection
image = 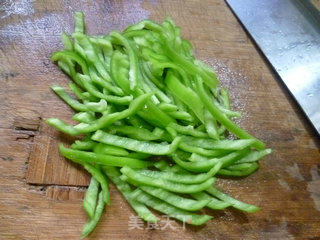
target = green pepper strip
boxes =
[83,177,99,220]
[169,123,208,138]
[68,82,96,102]
[83,164,110,205]
[157,103,178,112]
[218,162,259,177]
[137,101,176,128]
[108,125,164,141]
[59,144,150,169]
[92,130,181,155]
[219,87,230,109]
[71,93,151,134]
[212,98,241,118]
[206,186,260,213]
[81,191,105,238]
[72,33,111,81]
[204,110,219,140]
[110,31,140,90]
[161,34,218,89]
[74,11,85,33]
[172,149,247,173]
[89,67,124,96]
[181,136,258,150]
[51,85,89,112]
[61,32,73,50]
[139,186,210,211]
[72,112,96,123]
[51,50,89,76]
[154,161,231,210]
[167,111,194,122]
[195,76,265,150]
[78,74,133,105]
[130,188,212,225]
[235,149,272,164]
[93,143,129,156]
[71,140,96,150]
[190,192,231,210]
[142,62,165,90]
[120,166,215,194]
[102,166,158,222]
[165,71,204,123]
[137,164,220,184]
[179,142,227,157]
[110,51,131,94]
[45,118,80,136]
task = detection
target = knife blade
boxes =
[226,0,320,135]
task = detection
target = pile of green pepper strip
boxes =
[47,12,272,238]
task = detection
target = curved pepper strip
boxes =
[102,166,158,223]
[218,162,259,177]
[161,34,218,88]
[71,139,96,150]
[51,85,88,112]
[179,142,226,157]
[154,161,231,210]
[181,136,258,151]
[61,32,73,51]
[81,191,105,238]
[77,74,133,105]
[138,101,176,128]
[140,68,172,103]
[72,33,112,82]
[108,125,164,141]
[93,143,129,156]
[110,50,131,94]
[124,19,164,33]
[72,112,96,123]
[141,61,165,90]
[139,186,210,211]
[167,111,194,122]
[172,149,247,173]
[165,71,204,123]
[68,82,97,102]
[120,166,215,194]
[89,67,124,96]
[206,186,260,213]
[51,50,89,76]
[204,110,219,140]
[137,164,220,184]
[190,191,231,210]
[130,188,212,225]
[72,93,152,134]
[83,164,110,205]
[74,11,85,33]
[195,76,265,150]
[92,130,181,155]
[235,149,272,164]
[126,115,153,131]
[59,144,150,169]
[83,177,99,219]
[168,123,208,138]
[157,103,178,112]
[110,31,140,90]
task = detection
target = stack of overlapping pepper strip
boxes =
[46,12,272,238]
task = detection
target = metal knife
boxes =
[226,0,320,135]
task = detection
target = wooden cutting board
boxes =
[1,0,320,239]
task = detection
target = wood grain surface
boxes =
[1,0,320,239]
